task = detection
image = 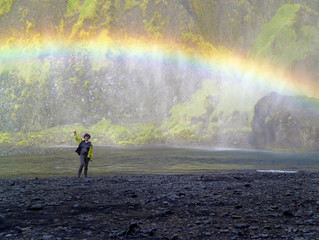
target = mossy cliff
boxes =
[0,0,319,151]
[250,3,319,80]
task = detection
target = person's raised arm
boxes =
[73,128,82,143]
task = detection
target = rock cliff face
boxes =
[252,92,319,151]
[0,0,293,49]
[1,0,319,150]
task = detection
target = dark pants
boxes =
[78,155,89,177]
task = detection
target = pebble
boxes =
[283,210,293,217]
[28,203,44,210]
[0,172,319,239]
[73,203,79,208]
[42,235,53,240]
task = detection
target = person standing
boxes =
[73,128,93,178]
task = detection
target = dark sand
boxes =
[1,171,319,239]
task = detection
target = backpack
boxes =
[75,142,82,155]
[75,140,91,155]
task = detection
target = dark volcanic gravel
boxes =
[1,171,319,239]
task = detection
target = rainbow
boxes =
[1,37,319,102]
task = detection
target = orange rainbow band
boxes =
[1,38,319,105]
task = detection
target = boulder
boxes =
[252,92,319,151]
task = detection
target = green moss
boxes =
[161,80,217,143]
[114,0,121,11]
[67,0,80,13]
[155,0,168,5]
[209,83,257,125]
[143,11,169,38]
[0,132,11,144]
[105,124,130,145]
[100,1,113,28]
[91,120,111,132]
[189,0,217,42]
[2,54,50,88]
[70,19,84,40]
[139,0,149,18]
[83,80,90,89]
[130,123,160,145]
[163,127,198,143]
[80,0,101,21]
[251,4,301,58]
[125,0,138,11]
[67,0,103,40]
[16,140,29,146]
[0,0,16,17]
[56,19,65,38]
[26,21,34,36]
[168,80,215,122]
[103,122,159,146]
[69,77,78,85]
[249,3,319,67]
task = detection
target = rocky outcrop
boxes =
[252,92,319,151]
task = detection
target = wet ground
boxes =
[1,146,319,178]
[1,171,319,239]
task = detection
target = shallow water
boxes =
[0,146,319,178]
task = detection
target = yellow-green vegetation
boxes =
[143,11,169,38]
[181,14,230,58]
[0,0,15,17]
[155,0,168,5]
[80,0,101,21]
[68,0,103,40]
[0,132,12,145]
[67,0,80,13]
[18,6,28,23]
[56,19,65,38]
[0,124,88,148]
[5,58,50,87]
[161,80,217,143]
[79,25,98,40]
[125,0,138,11]
[91,119,112,132]
[100,1,113,28]
[97,122,159,146]
[251,3,301,59]
[22,120,155,147]
[70,19,84,40]
[139,0,149,17]
[83,80,90,89]
[182,31,218,56]
[209,84,256,125]
[189,0,217,42]
[250,4,319,67]
[114,0,121,11]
